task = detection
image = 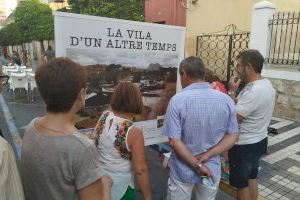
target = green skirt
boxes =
[120,186,135,200]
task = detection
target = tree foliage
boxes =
[0,22,23,46]
[14,0,54,42]
[67,0,144,21]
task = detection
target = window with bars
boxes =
[265,12,300,66]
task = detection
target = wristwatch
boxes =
[192,162,201,170]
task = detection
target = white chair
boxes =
[10,72,29,101]
[5,66,16,70]
[28,73,37,101]
[25,68,33,73]
[2,66,7,74]
[6,68,19,76]
[18,66,26,70]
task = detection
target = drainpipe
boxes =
[173,0,177,25]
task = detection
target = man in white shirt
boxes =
[228,49,275,200]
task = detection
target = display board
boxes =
[54,12,186,145]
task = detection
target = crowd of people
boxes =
[2,45,55,67]
[0,49,275,200]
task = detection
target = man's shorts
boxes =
[228,137,267,189]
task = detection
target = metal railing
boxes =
[265,12,300,66]
[196,25,249,83]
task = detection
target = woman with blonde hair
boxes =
[94,81,152,200]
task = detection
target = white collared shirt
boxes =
[0,137,24,200]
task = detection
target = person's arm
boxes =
[162,98,212,177]
[169,138,212,177]
[228,77,248,124]
[79,176,112,200]
[75,140,112,200]
[228,77,241,103]
[169,138,197,167]
[197,96,240,163]
[237,114,245,124]
[196,133,239,163]
[79,180,102,200]
[128,127,152,200]
[99,176,113,200]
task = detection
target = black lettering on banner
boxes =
[129,41,136,49]
[136,41,143,49]
[167,44,172,51]
[106,39,114,48]
[94,38,102,47]
[172,44,177,51]
[115,40,122,48]
[152,42,158,50]
[145,32,152,40]
[127,30,134,39]
[121,40,129,48]
[136,31,144,39]
[115,29,123,38]
[84,37,92,47]
[145,42,151,50]
[159,43,166,51]
[70,36,79,46]
[107,28,123,38]
[107,28,114,37]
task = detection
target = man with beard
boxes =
[228,49,275,200]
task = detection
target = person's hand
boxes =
[195,152,210,164]
[228,77,241,93]
[193,163,213,177]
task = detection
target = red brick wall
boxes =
[145,0,186,26]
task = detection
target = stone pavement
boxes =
[157,117,300,200]
[257,117,300,200]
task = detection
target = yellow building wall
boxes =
[48,1,68,11]
[186,0,300,56]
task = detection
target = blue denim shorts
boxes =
[228,137,267,189]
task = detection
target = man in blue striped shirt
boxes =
[163,56,239,200]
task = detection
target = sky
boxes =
[4,0,17,17]
[66,48,180,69]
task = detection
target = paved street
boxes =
[1,56,300,200]
[0,87,234,200]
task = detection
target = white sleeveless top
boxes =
[94,111,135,200]
[94,111,135,172]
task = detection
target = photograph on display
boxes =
[54,12,185,142]
[67,48,178,121]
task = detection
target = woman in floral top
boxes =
[94,82,151,200]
